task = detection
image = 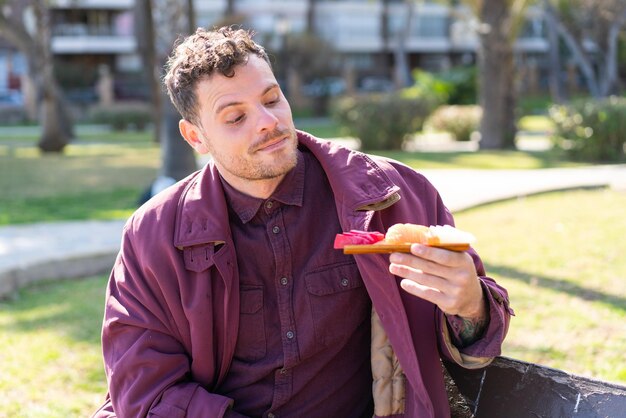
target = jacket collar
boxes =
[173,162,231,249]
[173,130,400,248]
[296,131,401,230]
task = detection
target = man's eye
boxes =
[266,97,279,106]
[227,114,245,124]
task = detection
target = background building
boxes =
[0,0,580,118]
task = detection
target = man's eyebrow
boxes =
[214,84,280,115]
[215,100,242,115]
[263,83,280,95]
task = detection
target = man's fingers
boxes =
[399,279,451,309]
[409,244,469,268]
[389,263,453,293]
[390,248,458,281]
[389,246,483,316]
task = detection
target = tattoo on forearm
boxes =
[457,317,488,347]
[447,314,489,348]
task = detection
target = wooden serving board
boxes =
[343,243,470,254]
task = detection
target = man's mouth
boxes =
[254,134,289,152]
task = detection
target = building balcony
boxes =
[51,0,133,10]
[315,2,452,53]
[52,35,136,54]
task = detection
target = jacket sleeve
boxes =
[436,259,515,369]
[100,225,234,418]
[430,187,514,368]
[378,160,514,368]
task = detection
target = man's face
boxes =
[180,54,298,196]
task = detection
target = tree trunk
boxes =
[546,1,600,98]
[160,98,197,181]
[543,0,564,103]
[600,10,626,96]
[34,2,72,153]
[380,0,393,79]
[393,0,416,89]
[225,0,235,17]
[186,0,196,32]
[305,0,317,35]
[477,0,517,150]
[158,0,197,182]
[135,0,162,143]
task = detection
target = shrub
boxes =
[331,93,436,150]
[425,105,482,142]
[403,69,451,106]
[403,66,477,106]
[436,66,477,105]
[0,106,28,125]
[549,97,626,162]
[89,103,152,131]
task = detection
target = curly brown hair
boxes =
[164,26,271,126]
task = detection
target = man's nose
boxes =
[256,105,279,133]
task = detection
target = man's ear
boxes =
[179,119,209,154]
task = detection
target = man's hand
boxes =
[388,244,486,320]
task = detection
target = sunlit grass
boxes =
[0,276,108,417]
[0,189,141,224]
[0,136,159,225]
[455,188,626,384]
[518,115,554,133]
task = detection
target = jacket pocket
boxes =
[234,286,266,362]
[304,261,370,351]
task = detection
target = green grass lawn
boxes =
[455,188,626,384]
[0,276,108,417]
[0,134,160,225]
[1,189,624,417]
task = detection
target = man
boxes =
[94,26,512,418]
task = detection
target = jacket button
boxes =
[286,331,295,339]
[280,277,288,286]
[272,226,280,234]
[340,278,349,287]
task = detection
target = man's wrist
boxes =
[446,313,489,348]
[446,285,490,347]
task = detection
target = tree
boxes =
[159,0,197,182]
[393,0,418,89]
[544,0,626,98]
[380,0,393,81]
[0,0,74,153]
[225,0,236,18]
[461,0,532,149]
[543,1,565,103]
[135,0,161,143]
[305,0,318,35]
[141,0,197,189]
[378,0,417,90]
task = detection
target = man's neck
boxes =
[218,171,286,199]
